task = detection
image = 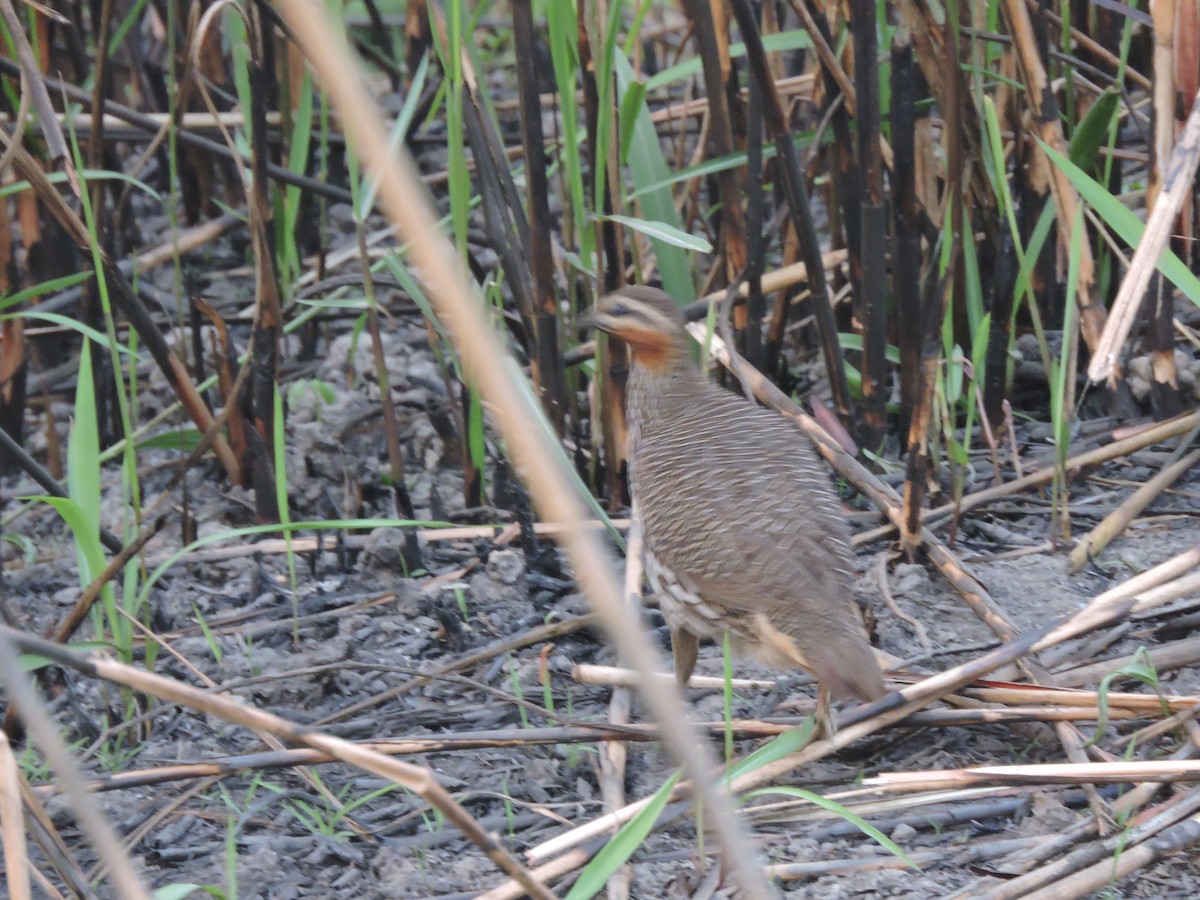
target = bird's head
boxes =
[591,286,689,371]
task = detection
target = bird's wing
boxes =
[640,450,853,613]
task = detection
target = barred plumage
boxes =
[594,285,884,703]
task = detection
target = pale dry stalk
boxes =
[264,1,773,894]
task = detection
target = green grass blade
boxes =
[614,53,695,299]
[565,769,682,899]
[503,357,623,547]
[0,270,92,312]
[361,53,430,216]
[604,214,712,252]
[645,29,813,91]
[281,66,315,281]
[1039,140,1200,307]
[728,717,816,781]
[742,785,921,869]
[0,167,164,204]
[1069,89,1120,169]
[1,311,135,356]
[67,341,102,584]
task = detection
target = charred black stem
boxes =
[727,0,855,430]
[852,0,888,452]
[891,30,922,445]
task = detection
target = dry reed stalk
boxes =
[1120,701,1200,750]
[1002,0,1105,353]
[49,519,162,644]
[599,514,643,900]
[0,632,150,899]
[1067,445,1200,572]
[1022,813,1200,900]
[909,706,1140,725]
[1054,634,1200,687]
[967,741,1200,894]
[692,251,849,308]
[1035,564,1200,654]
[0,732,30,900]
[757,782,1018,818]
[528,622,1055,864]
[17,774,88,896]
[769,835,1039,881]
[476,844,602,900]
[789,0,855,109]
[1090,83,1200,382]
[573,663,776,690]
[869,759,1200,792]
[921,410,1200,529]
[260,2,774,894]
[965,684,1200,711]
[0,626,556,898]
[649,73,816,124]
[1146,0,1184,416]
[0,109,284,131]
[53,704,1167,801]
[681,0,748,278]
[968,782,1200,899]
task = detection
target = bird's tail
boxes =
[751,613,886,702]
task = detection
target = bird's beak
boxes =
[586,304,612,335]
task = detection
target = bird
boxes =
[592,284,886,715]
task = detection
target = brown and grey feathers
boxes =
[596,286,885,702]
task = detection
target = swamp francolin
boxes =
[593,285,885,710]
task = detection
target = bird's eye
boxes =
[605,302,632,317]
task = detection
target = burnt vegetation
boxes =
[0,0,1198,897]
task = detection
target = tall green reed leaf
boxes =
[1039,141,1200,308]
[614,54,695,300]
[281,67,315,284]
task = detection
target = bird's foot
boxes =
[814,684,837,741]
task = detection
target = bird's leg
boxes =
[814,682,836,740]
[670,626,700,689]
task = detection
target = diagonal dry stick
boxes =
[0,731,30,900]
[1026,813,1200,900]
[598,512,643,900]
[1089,83,1200,383]
[1067,442,1200,572]
[527,619,1060,864]
[0,626,555,900]
[0,631,150,900]
[1035,559,1200,655]
[922,410,1200,530]
[972,780,1200,900]
[688,320,1019,638]
[868,759,1200,792]
[527,545,1196,868]
[185,2,778,894]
